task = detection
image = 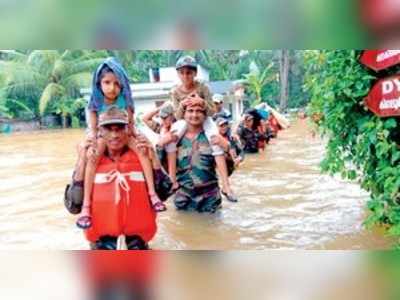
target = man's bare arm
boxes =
[88,110,98,136]
[142,106,160,129]
[73,141,90,182]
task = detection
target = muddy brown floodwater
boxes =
[0,119,392,249]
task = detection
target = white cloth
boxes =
[165,117,223,156]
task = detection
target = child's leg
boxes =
[128,138,157,195]
[167,151,178,189]
[164,120,187,189]
[215,155,238,202]
[164,120,187,151]
[171,119,187,140]
[229,148,237,161]
[83,138,106,210]
[77,138,106,228]
[203,117,224,155]
[149,147,162,170]
[129,138,166,211]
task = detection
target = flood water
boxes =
[0,119,391,249]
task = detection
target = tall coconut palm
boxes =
[243,61,276,106]
[0,50,107,121]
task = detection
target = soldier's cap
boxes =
[98,106,129,127]
[159,102,174,118]
[212,94,224,104]
[176,55,197,70]
[216,117,229,126]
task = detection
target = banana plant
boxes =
[0,50,106,119]
[53,97,86,128]
[243,61,275,106]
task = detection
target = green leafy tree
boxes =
[243,61,276,106]
[0,50,107,119]
[51,97,86,128]
[304,50,400,245]
[288,50,309,109]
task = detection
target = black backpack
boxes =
[64,183,83,215]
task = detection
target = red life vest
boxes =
[269,115,281,135]
[85,149,157,243]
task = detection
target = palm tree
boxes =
[0,97,35,119]
[53,97,87,128]
[243,61,275,106]
[0,50,107,123]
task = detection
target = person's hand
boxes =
[181,97,193,108]
[86,146,98,163]
[190,93,205,106]
[182,93,205,109]
[135,133,151,150]
[191,98,205,108]
[86,131,97,148]
[233,134,241,142]
[77,140,91,160]
[158,131,178,147]
[87,129,96,139]
[128,133,152,156]
[127,125,135,137]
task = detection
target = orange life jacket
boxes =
[85,149,157,243]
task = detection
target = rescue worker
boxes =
[65,107,157,250]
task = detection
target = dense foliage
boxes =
[304,50,400,243]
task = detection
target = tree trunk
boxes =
[37,115,43,130]
[279,50,290,112]
[62,115,67,128]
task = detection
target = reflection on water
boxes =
[0,120,391,249]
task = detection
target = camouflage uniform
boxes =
[225,134,244,176]
[174,131,222,213]
[236,124,260,154]
[170,80,215,119]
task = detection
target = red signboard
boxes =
[360,50,400,71]
[365,75,400,117]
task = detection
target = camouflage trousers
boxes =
[173,183,222,213]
